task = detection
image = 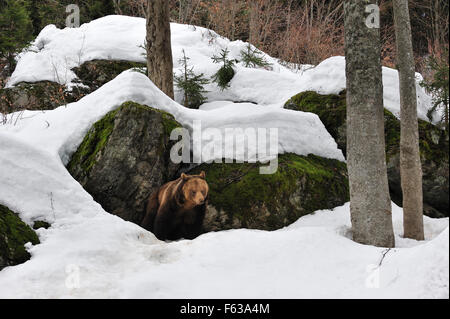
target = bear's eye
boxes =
[191,191,196,195]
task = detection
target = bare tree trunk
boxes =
[249,1,257,44]
[393,0,424,240]
[146,0,174,99]
[344,0,395,248]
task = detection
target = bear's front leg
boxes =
[153,203,176,240]
[182,203,207,240]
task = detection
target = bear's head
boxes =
[179,171,209,207]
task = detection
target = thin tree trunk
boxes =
[146,0,174,99]
[249,1,257,45]
[344,0,395,248]
[393,0,424,240]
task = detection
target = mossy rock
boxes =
[72,60,146,92]
[285,90,449,217]
[189,154,349,231]
[1,60,145,114]
[32,221,51,230]
[0,81,89,113]
[285,90,348,149]
[68,101,182,223]
[0,204,40,270]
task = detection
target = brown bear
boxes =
[141,171,209,240]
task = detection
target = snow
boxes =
[0,15,448,299]
[1,71,344,163]
[7,15,436,122]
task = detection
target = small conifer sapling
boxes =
[240,43,271,69]
[211,48,236,91]
[174,49,209,109]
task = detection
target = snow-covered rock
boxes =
[1,70,345,164]
[67,101,182,224]
[285,90,449,218]
[0,204,40,270]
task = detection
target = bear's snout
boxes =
[193,194,205,205]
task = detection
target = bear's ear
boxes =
[199,171,206,179]
[181,173,188,180]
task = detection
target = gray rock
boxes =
[189,154,350,231]
[67,101,182,224]
[0,60,145,114]
[0,81,85,114]
[0,204,40,271]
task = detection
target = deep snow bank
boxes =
[0,135,447,298]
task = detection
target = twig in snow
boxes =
[378,248,392,267]
[49,192,56,221]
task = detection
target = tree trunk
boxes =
[146,0,174,99]
[344,0,395,248]
[393,0,424,240]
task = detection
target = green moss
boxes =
[383,109,401,162]
[117,101,180,136]
[67,101,182,176]
[418,119,449,162]
[285,90,449,164]
[67,107,119,175]
[383,109,448,163]
[160,112,181,136]
[0,204,40,268]
[285,90,347,140]
[32,221,51,230]
[190,153,349,230]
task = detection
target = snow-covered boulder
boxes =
[0,81,81,113]
[285,90,449,218]
[66,99,349,232]
[0,60,145,114]
[0,204,40,270]
[67,101,182,224]
[71,60,146,93]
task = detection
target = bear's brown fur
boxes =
[141,171,209,240]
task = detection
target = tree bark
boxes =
[393,0,424,240]
[344,0,395,248]
[146,0,174,99]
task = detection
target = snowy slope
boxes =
[0,133,447,298]
[0,70,448,299]
[6,15,435,122]
[0,16,448,299]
